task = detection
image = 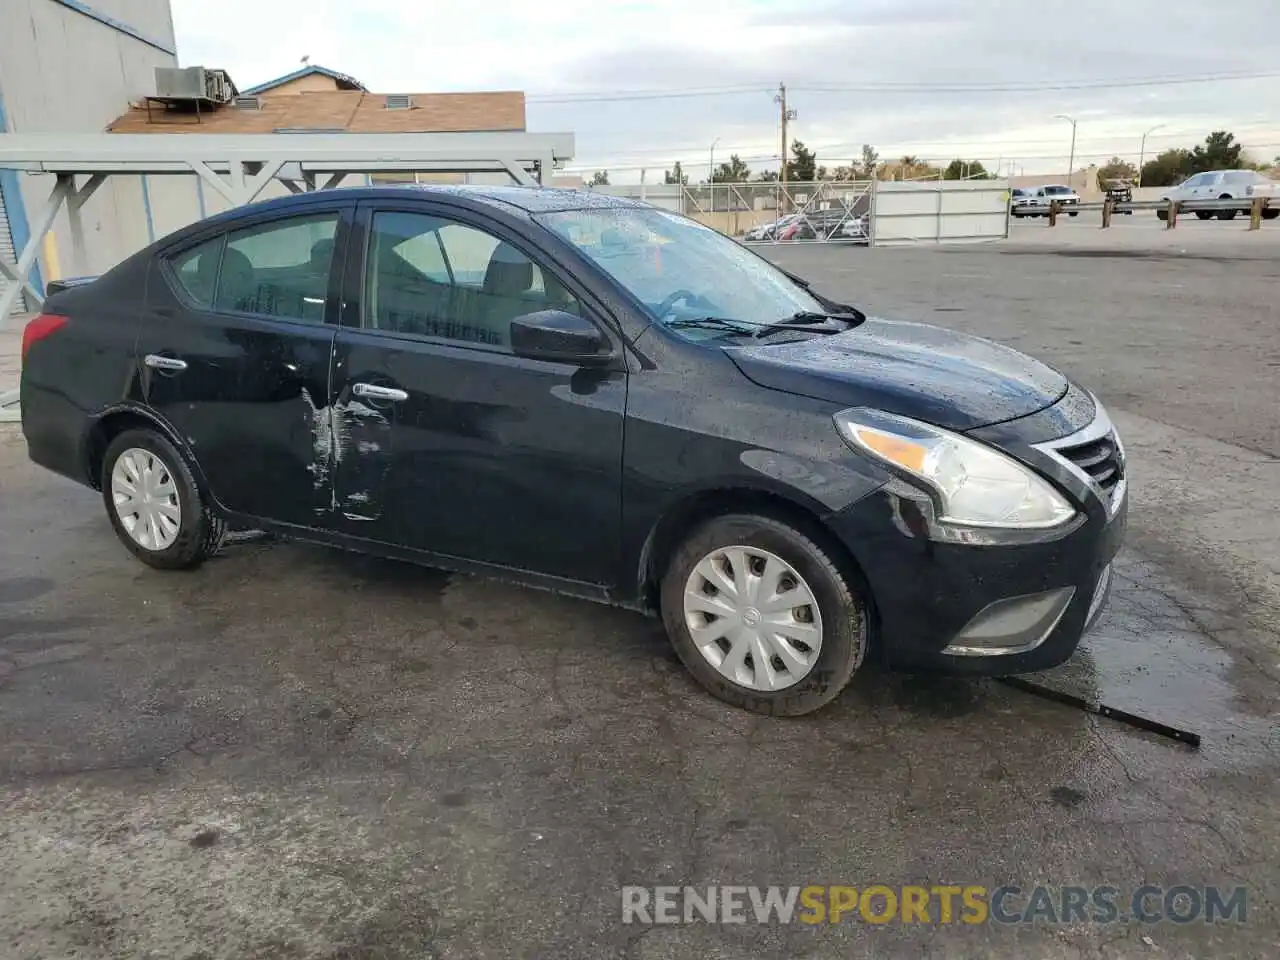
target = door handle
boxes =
[144,354,188,372]
[352,382,408,402]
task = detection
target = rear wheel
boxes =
[1262,208,1279,220]
[101,429,225,570]
[660,514,868,716]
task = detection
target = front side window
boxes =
[535,206,826,335]
[364,210,581,347]
[213,213,339,322]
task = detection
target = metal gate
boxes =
[679,180,872,244]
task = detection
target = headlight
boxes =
[834,409,1076,529]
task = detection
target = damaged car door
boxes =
[327,202,627,584]
[140,203,352,525]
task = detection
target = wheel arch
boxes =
[82,404,213,499]
[634,484,876,632]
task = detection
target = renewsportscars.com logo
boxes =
[621,885,1248,926]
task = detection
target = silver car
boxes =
[1158,169,1279,221]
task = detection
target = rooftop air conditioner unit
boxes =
[154,66,235,103]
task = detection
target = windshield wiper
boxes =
[750,310,862,339]
[666,316,758,336]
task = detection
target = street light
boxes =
[1054,114,1077,189]
[1137,124,1165,186]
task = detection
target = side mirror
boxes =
[509,310,611,365]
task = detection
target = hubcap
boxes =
[683,545,823,692]
[111,447,181,551]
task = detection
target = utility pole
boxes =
[775,82,797,213]
[1054,114,1077,188]
[775,82,797,183]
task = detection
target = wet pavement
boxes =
[2,242,1279,958]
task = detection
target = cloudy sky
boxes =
[171,0,1280,183]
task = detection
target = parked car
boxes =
[1036,184,1080,216]
[1156,169,1279,221]
[19,185,1127,716]
[743,214,799,241]
[777,207,868,242]
[1009,188,1040,217]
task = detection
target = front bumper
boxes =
[827,389,1128,675]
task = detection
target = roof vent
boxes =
[385,94,413,110]
[234,95,262,110]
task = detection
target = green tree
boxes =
[1140,148,1192,187]
[711,154,751,182]
[755,169,780,181]
[1095,157,1137,189]
[663,162,688,185]
[786,140,818,182]
[943,159,990,180]
[1189,131,1243,173]
[588,170,610,186]
[855,144,879,179]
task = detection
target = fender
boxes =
[80,400,227,513]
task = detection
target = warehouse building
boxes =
[0,0,178,314]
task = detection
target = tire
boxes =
[1263,209,1280,221]
[1216,195,1237,221]
[1195,211,1214,220]
[101,428,225,570]
[1068,211,1078,217]
[1156,208,1168,221]
[660,514,868,716]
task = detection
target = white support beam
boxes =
[67,174,107,276]
[0,173,75,318]
[321,172,349,190]
[501,159,537,187]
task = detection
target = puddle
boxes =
[1026,552,1278,773]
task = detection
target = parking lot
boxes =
[2,226,1279,958]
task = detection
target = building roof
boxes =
[241,65,367,95]
[106,90,527,135]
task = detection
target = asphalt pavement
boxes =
[1,223,1278,959]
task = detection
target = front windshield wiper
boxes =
[750,310,863,339]
[666,316,758,336]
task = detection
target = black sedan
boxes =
[19,185,1127,715]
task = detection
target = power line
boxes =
[562,143,1280,173]
[528,69,1280,104]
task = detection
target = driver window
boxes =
[365,210,582,348]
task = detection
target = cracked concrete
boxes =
[2,238,1279,958]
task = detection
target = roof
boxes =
[170,185,644,231]
[242,65,367,96]
[107,91,526,134]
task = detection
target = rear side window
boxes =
[170,236,225,308]
[213,213,340,322]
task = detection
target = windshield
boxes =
[1043,186,1072,195]
[534,206,826,336]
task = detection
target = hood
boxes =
[723,318,1069,431]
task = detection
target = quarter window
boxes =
[364,211,581,347]
[169,236,225,308]
[212,213,340,322]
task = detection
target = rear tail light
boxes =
[21,313,69,362]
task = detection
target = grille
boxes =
[1057,432,1123,498]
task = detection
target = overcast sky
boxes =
[171,0,1280,183]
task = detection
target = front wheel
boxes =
[102,429,225,570]
[1195,211,1214,220]
[660,514,868,716]
[1217,195,1237,221]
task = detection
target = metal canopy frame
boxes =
[0,130,573,419]
[0,130,574,318]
